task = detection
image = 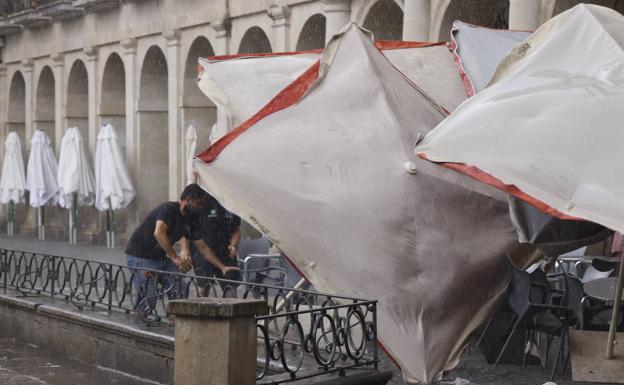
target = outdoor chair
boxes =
[494,256,575,379]
[237,236,287,287]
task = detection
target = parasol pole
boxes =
[37,206,45,240]
[68,193,77,244]
[606,237,624,359]
[106,196,115,248]
[7,200,14,236]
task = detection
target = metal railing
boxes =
[0,248,378,383]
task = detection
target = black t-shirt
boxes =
[195,195,241,258]
[125,202,199,260]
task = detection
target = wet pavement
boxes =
[0,234,126,265]
[0,337,147,385]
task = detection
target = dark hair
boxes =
[180,183,207,201]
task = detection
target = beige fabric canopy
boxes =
[194,25,524,383]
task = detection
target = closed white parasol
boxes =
[57,127,95,243]
[94,124,135,247]
[26,129,59,240]
[0,132,26,236]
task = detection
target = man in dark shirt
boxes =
[125,184,238,313]
[190,192,241,295]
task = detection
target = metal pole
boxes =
[38,206,45,240]
[275,278,308,313]
[7,201,14,236]
[71,193,77,244]
[68,210,73,243]
[111,208,116,248]
[606,243,624,359]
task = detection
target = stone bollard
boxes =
[167,297,269,385]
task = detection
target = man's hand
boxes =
[228,245,237,259]
[221,265,240,276]
[172,255,193,273]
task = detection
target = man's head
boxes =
[179,183,207,215]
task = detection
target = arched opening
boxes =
[238,26,272,54]
[97,52,128,241]
[34,66,55,148]
[183,36,216,156]
[100,53,126,152]
[296,14,326,51]
[439,0,509,41]
[8,71,26,152]
[553,0,624,17]
[362,0,404,40]
[137,45,169,216]
[6,71,27,234]
[66,60,89,143]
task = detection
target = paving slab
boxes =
[0,337,149,385]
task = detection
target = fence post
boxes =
[167,297,268,385]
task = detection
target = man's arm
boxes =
[193,239,240,275]
[228,227,241,259]
[154,220,192,272]
[179,237,191,261]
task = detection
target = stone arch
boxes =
[137,45,169,214]
[183,36,216,159]
[66,60,89,142]
[238,26,272,54]
[435,0,509,41]
[34,66,55,147]
[100,52,126,151]
[296,14,326,51]
[551,0,624,18]
[7,71,26,149]
[362,0,404,40]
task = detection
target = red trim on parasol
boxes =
[416,154,583,221]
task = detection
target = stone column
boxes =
[212,16,231,56]
[51,53,64,154]
[323,0,350,43]
[167,298,269,385]
[22,60,33,149]
[121,38,137,172]
[268,3,290,52]
[84,46,98,155]
[164,29,182,200]
[403,0,430,41]
[509,0,541,31]
[0,65,6,159]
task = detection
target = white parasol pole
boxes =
[37,206,45,240]
[606,239,624,358]
[68,193,77,244]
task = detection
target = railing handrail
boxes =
[0,247,373,303]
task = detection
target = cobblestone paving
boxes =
[0,338,147,385]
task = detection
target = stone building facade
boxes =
[0,0,619,242]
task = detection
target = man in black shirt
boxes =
[126,184,238,313]
[190,192,241,296]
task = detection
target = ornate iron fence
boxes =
[0,248,378,383]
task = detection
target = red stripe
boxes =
[196,60,321,163]
[416,154,583,221]
[201,40,444,63]
[205,49,323,62]
[449,27,476,97]
[375,40,445,50]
